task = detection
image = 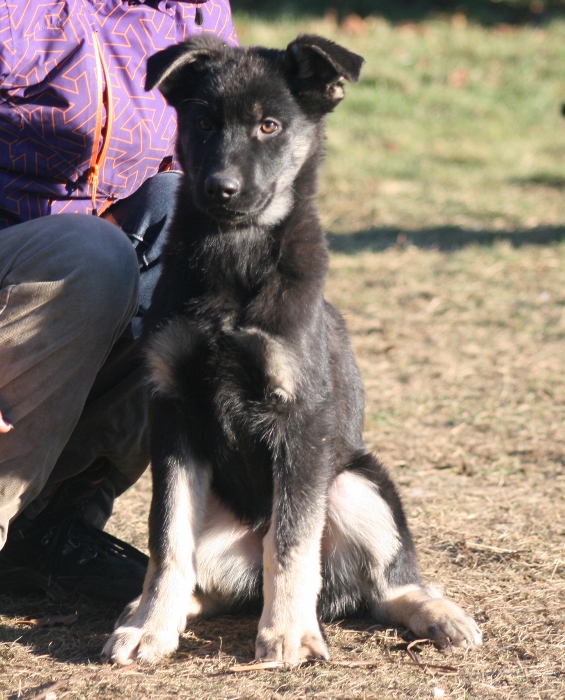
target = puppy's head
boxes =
[146,35,364,227]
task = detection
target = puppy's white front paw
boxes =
[114,595,141,628]
[102,624,180,665]
[255,623,329,663]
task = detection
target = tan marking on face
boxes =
[256,122,317,227]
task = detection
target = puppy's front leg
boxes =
[256,439,330,663]
[103,399,210,665]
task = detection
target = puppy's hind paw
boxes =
[381,587,482,651]
[409,597,483,649]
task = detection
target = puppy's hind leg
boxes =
[103,398,211,665]
[322,454,482,648]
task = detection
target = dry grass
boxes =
[1,240,564,699]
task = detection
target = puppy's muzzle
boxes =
[204,174,241,203]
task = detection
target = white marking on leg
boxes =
[103,464,209,665]
[256,518,328,662]
[323,471,481,647]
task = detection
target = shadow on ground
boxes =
[0,592,401,681]
[0,594,258,666]
[0,593,121,665]
[327,225,565,253]
[236,0,565,27]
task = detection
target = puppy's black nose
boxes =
[204,175,240,202]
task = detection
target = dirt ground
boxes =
[1,238,563,699]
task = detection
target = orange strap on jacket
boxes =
[88,32,114,216]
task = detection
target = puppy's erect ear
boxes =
[285,34,364,112]
[145,36,225,105]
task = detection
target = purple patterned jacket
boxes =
[0,0,237,228]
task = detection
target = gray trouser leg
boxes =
[31,327,151,529]
[0,214,140,547]
[0,173,181,544]
[58,171,180,526]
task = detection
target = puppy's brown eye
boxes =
[260,120,279,135]
[198,117,214,131]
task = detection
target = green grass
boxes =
[235,0,565,25]
[237,14,565,234]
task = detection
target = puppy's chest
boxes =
[215,324,299,406]
[196,256,298,392]
[147,243,303,419]
[147,311,299,410]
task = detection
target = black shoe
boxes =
[0,510,148,603]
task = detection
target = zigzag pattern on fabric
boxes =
[0,0,237,227]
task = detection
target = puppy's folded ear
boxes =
[145,35,225,105]
[285,35,364,112]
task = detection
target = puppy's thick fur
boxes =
[103,35,482,665]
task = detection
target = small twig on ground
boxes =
[229,647,460,676]
[404,638,460,676]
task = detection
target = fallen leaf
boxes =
[341,14,369,36]
[449,68,470,88]
[15,613,79,628]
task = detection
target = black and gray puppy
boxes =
[103,35,482,665]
